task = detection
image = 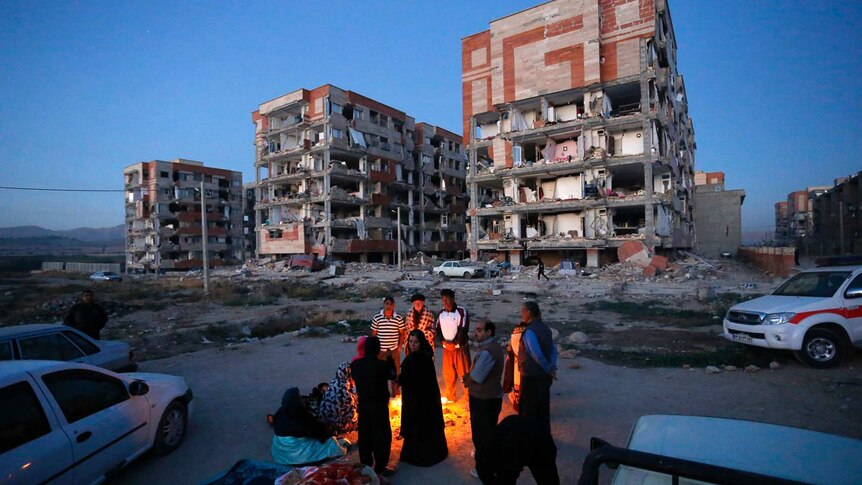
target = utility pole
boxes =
[397,207,402,271]
[201,180,210,295]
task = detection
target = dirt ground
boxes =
[2,259,861,483]
[113,333,862,484]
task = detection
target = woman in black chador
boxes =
[398,330,448,466]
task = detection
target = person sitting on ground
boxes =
[398,330,448,467]
[318,362,359,434]
[304,382,329,420]
[270,387,349,466]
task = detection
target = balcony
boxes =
[331,239,397,253]
[371,194,391,206]
[369,169,396,183]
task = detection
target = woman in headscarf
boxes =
[270,387,348,466]
[398,330,448,467]
[318,361,359,434]
[351,336,397,476]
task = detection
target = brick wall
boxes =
[462,0,656,142]
[739,246,796,278]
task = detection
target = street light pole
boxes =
[201,180,210,295]
[397,207,402,271]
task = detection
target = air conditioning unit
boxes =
[441,215,449,228]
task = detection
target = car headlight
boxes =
[763,312,795,325]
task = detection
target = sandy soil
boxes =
[114,332,862,485]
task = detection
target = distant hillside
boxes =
[0,224,124,243]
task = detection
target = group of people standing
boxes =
[269,288,560,484]
[356,289,560,483]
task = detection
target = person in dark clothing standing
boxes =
[398,330,448,467]
[350,336,397,476]
[64,289,108,339]
[475,415,560,485]
[536,258,549,281]
[463,319,504,479]
[517,301,557,433]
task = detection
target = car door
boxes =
[0,376,74,485]
[448,262,460,277]
[36,368,151,484]
[842,272,862,344]
[17,332,91,365]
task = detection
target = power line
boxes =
[0,186,123,193]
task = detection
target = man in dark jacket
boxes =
[475,414,560,484]
[517,301,557,433]
[463,319,504,479]
[350,336,397,476]
[64,289,108,339]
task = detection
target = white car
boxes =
[723,263,862,368]
[582,415,862,484]
[433,261,486,279]
[0,360,193,484]
[0,324,137,372]
[89,271,122,282]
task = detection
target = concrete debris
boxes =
[769,361,781,370]
[744,365,760,373]
[566,332,589,344]
[617,240,652,268]
[559,350,577,359]
[723,365,738,372]
[705,366,721,374]
[567,362,581,369]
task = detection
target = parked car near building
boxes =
[723,262,862,368]
[0,360,193,485]
[433,260,486,278]
[0,324,137,372]
[89,271,122,282]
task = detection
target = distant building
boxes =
[806,172,861,255]
[124,159,243,272]
[774,201,790,242]
[693,171,745,257]
[251,84,468,262]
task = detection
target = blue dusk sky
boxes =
[1,1,860,240]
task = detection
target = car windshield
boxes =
[772,271,851,297]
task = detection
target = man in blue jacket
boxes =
[516,300,557,433]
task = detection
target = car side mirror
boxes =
[129,380,149,396]
[845,288,862,299]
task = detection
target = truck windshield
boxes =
[772,271,851,297]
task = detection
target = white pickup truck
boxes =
[723,263,862,368]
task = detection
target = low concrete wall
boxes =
[738,247,795,278]
[42,262,122,273]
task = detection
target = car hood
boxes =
[731,295,833,314]
[125,372,189,395]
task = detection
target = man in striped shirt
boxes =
[371,296,407,396]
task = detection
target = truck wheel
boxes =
[152,400,188,456]
[793,328,846,369]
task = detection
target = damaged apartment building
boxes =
[124,159,244,272]
[252,85,468,262]
[463,0,696,267]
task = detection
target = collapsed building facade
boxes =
[124,159,243,272]
[463,0,696,267]
[252,85,468,262]
[804,172,861,255]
